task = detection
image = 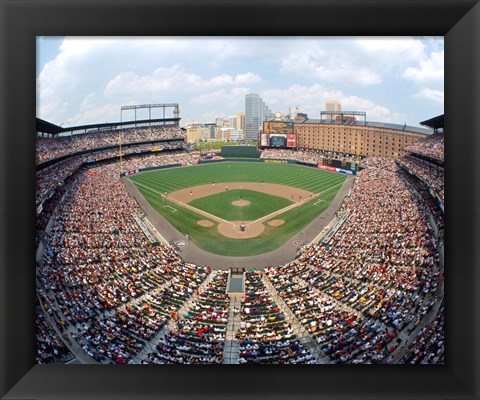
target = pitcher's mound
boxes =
[232,200,250,207]
[197,220,214,227]
[268,219,285,227]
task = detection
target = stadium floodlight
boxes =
[120,103,180,123]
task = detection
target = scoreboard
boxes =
[318,158,357,174]
[263,121,294,135]
[261,121,297,148]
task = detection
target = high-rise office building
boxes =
[228,116,237,130]
[325,100,341,120]
[245,93,271,141]
[236,112,245,133]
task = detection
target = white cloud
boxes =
[104,66,261,99]
[279,37,433,87]
[403,51,444,82]
[356,37,426,61]
[69,103,122,126]
[104,65,203,97]
[281,51,382,86]
[37,36,443,127]
[340,95,404,123]
[190,87,251,106]
[262,84,404,123]
[414,88,444,103]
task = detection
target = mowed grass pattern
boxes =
[129,162,347,256]
[188,189,293,221]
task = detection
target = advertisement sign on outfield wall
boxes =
[287,134,297,148]
[261,134,269,147]
[317,164,336,172]
[335,168,354,175]
[264,159,288,164]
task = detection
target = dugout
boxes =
[220,145,260,158]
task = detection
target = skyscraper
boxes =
[236,112,245,132]
[228,116,237,130]
[325,101,341,121]
[245,93,271,141]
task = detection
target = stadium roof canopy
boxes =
[36,117,180,137]
[420,114,444,132]
[299,119,432,135]
[36,118,63,135]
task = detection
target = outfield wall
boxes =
[122,157,357,177]
[219,145,261,158]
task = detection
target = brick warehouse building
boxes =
[294,119,429,158]
[260,112,431,159]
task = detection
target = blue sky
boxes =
[36,37,444,128]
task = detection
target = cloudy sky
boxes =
[36,36,443,128]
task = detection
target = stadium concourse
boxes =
[35,122,444,364]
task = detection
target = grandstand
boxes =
[35,112,444,365]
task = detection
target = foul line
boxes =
[252,176,355,225]
[131,176,355,229]
[132,180,229,225]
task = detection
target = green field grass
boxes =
[188,189,293,221]
[129,162,347,256]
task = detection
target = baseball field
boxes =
[129,162,347,256]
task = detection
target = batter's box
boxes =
[163,205,177,213]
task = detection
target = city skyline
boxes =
[37,36,444,128]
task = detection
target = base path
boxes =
[123,175,355,269]
[169,182,311,204]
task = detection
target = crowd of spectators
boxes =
[236,271,314,364]
[80,142,186,163]
[37,156,210,363]
[396,155,444,203]
[401,170,444,232]
[36,157,83,207]
[401,302,444,364]
[261,159,442,363]
[260,148,359,165]
[36,144,443,364]
[403,132,444,161]
[36,149,200,209]
[143,270,229,364]
[69,262,208,364]
[37,125,185,163]
[265,266,397,363]
[36,302,74,364]
[117,151,201,171]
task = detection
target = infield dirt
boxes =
[166,182,315,239]
[169,182,312,203]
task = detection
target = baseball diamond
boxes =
[129,162,348,257]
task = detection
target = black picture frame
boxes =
[1,0,479,399]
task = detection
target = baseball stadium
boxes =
[35,105,444,365]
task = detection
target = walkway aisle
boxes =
[166,271,217,331]
[129,271,217,364]
[130,273,215,364]
[37,292,100,364]
[223,294,242,364]
[260,275,331,364]
[101,276,174,319]
[294,275,390,332]
[295,271,444,364]
[292,275,392,362]
[129,329,167,364]
[391,277,444,363]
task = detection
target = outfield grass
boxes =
[188,189,293,221]
[129,162,347,256]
